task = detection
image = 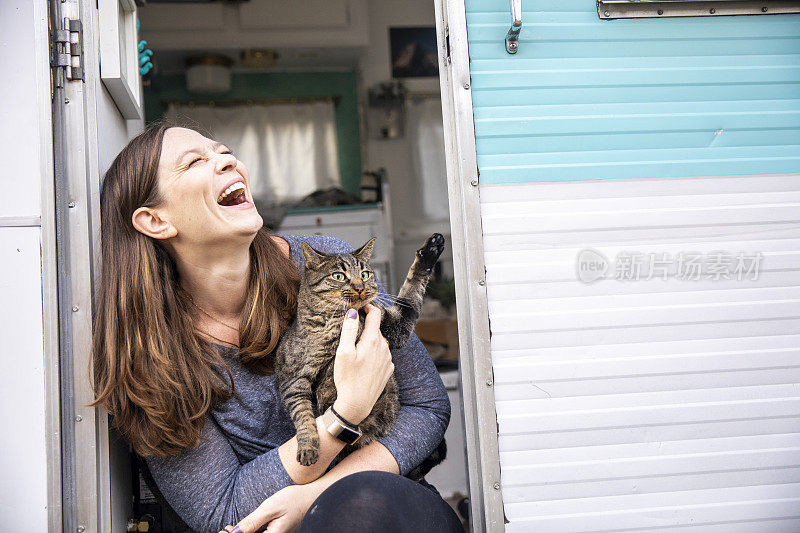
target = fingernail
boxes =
[346,308,357,319]
[231,527,242,533]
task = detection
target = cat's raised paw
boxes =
[417,233,445,272]
[297,448,319,466]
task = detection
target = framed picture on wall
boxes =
[98,0,143,119]
[389,27,439,79]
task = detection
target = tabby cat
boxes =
[274,233,447,479]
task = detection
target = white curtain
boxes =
[166,101,340,204]
[407,98,449,221]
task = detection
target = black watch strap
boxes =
[330,404,359,429]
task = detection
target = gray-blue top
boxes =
[144,234,451,532]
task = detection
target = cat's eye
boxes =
[331,272,346,281]
[360,271,372,281]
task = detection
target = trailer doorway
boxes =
[45,0,474,531]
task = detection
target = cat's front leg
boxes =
[414,232,446,275]
[280,374,321,466]
[379,233,445,348]
[276,341,325,466]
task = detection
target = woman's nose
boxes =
[214,153,238,174]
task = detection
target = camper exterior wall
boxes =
[460,0,800,530]
[481,174,800,531]
[0,0,60,531]
[467,0,800,184]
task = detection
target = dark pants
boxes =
[297,471,464,533]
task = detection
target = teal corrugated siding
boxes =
[465,0,800,183]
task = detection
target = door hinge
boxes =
[51,18,85,86]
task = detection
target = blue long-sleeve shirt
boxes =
[144,234,451,532]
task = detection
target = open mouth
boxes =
[217,181,248,207]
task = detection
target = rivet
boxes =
[657,9,664,15]
[762,6,768,11]
[493,482,501,490]
[463,82,470,90]
[478,279,486,286]
[68,201,75,208]
[486,378,493,387]
[72,305,79,312]
[77,526,85,533]
[75,415,82,422]
[709,8,715,13]
[470,179,478,186]
[603,10,609,16]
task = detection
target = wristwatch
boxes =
[322,406,362,445]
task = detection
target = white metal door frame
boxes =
[433,0,505,530]
[53,0,115,530]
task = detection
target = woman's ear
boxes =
[132,207,178,240]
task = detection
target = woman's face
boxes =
[151,127,262,246]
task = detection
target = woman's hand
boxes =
[332,304,394,424]
[218,484,318,533]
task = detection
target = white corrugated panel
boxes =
[481,174,800,532]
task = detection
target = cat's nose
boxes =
[353,284,364,295]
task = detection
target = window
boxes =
[166,100,341,205]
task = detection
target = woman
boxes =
[90,123,462,533]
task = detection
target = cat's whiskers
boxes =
[319,298,337,315]
[374,294,413,309]
[320,295,347,316]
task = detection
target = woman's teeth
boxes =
[217,182,246,205]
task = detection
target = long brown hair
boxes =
[89,123,299,458]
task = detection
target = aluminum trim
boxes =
[434,0,505,530]
[598,0,800,19]
[60,0,109,529]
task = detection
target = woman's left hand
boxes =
[218,484,319,533]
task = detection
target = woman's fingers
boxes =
[337,308,359,353]
[362,303,382,337]
[230,497,284,533]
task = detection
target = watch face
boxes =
[324,408,362,445]
[337,425,362,446]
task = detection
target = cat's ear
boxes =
[300,241,327,267]
[353,238,376,262]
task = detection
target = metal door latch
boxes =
[51,18,84,85]
[505,0,522,54]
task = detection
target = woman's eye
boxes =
[360,271,371,280]
[331,272,345,281]
[187,157,203,167]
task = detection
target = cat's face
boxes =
[300,239,379,312]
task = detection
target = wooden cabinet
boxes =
[138,0,368,50]
[239,0,350,30]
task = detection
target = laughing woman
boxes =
[89,124,462,533]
